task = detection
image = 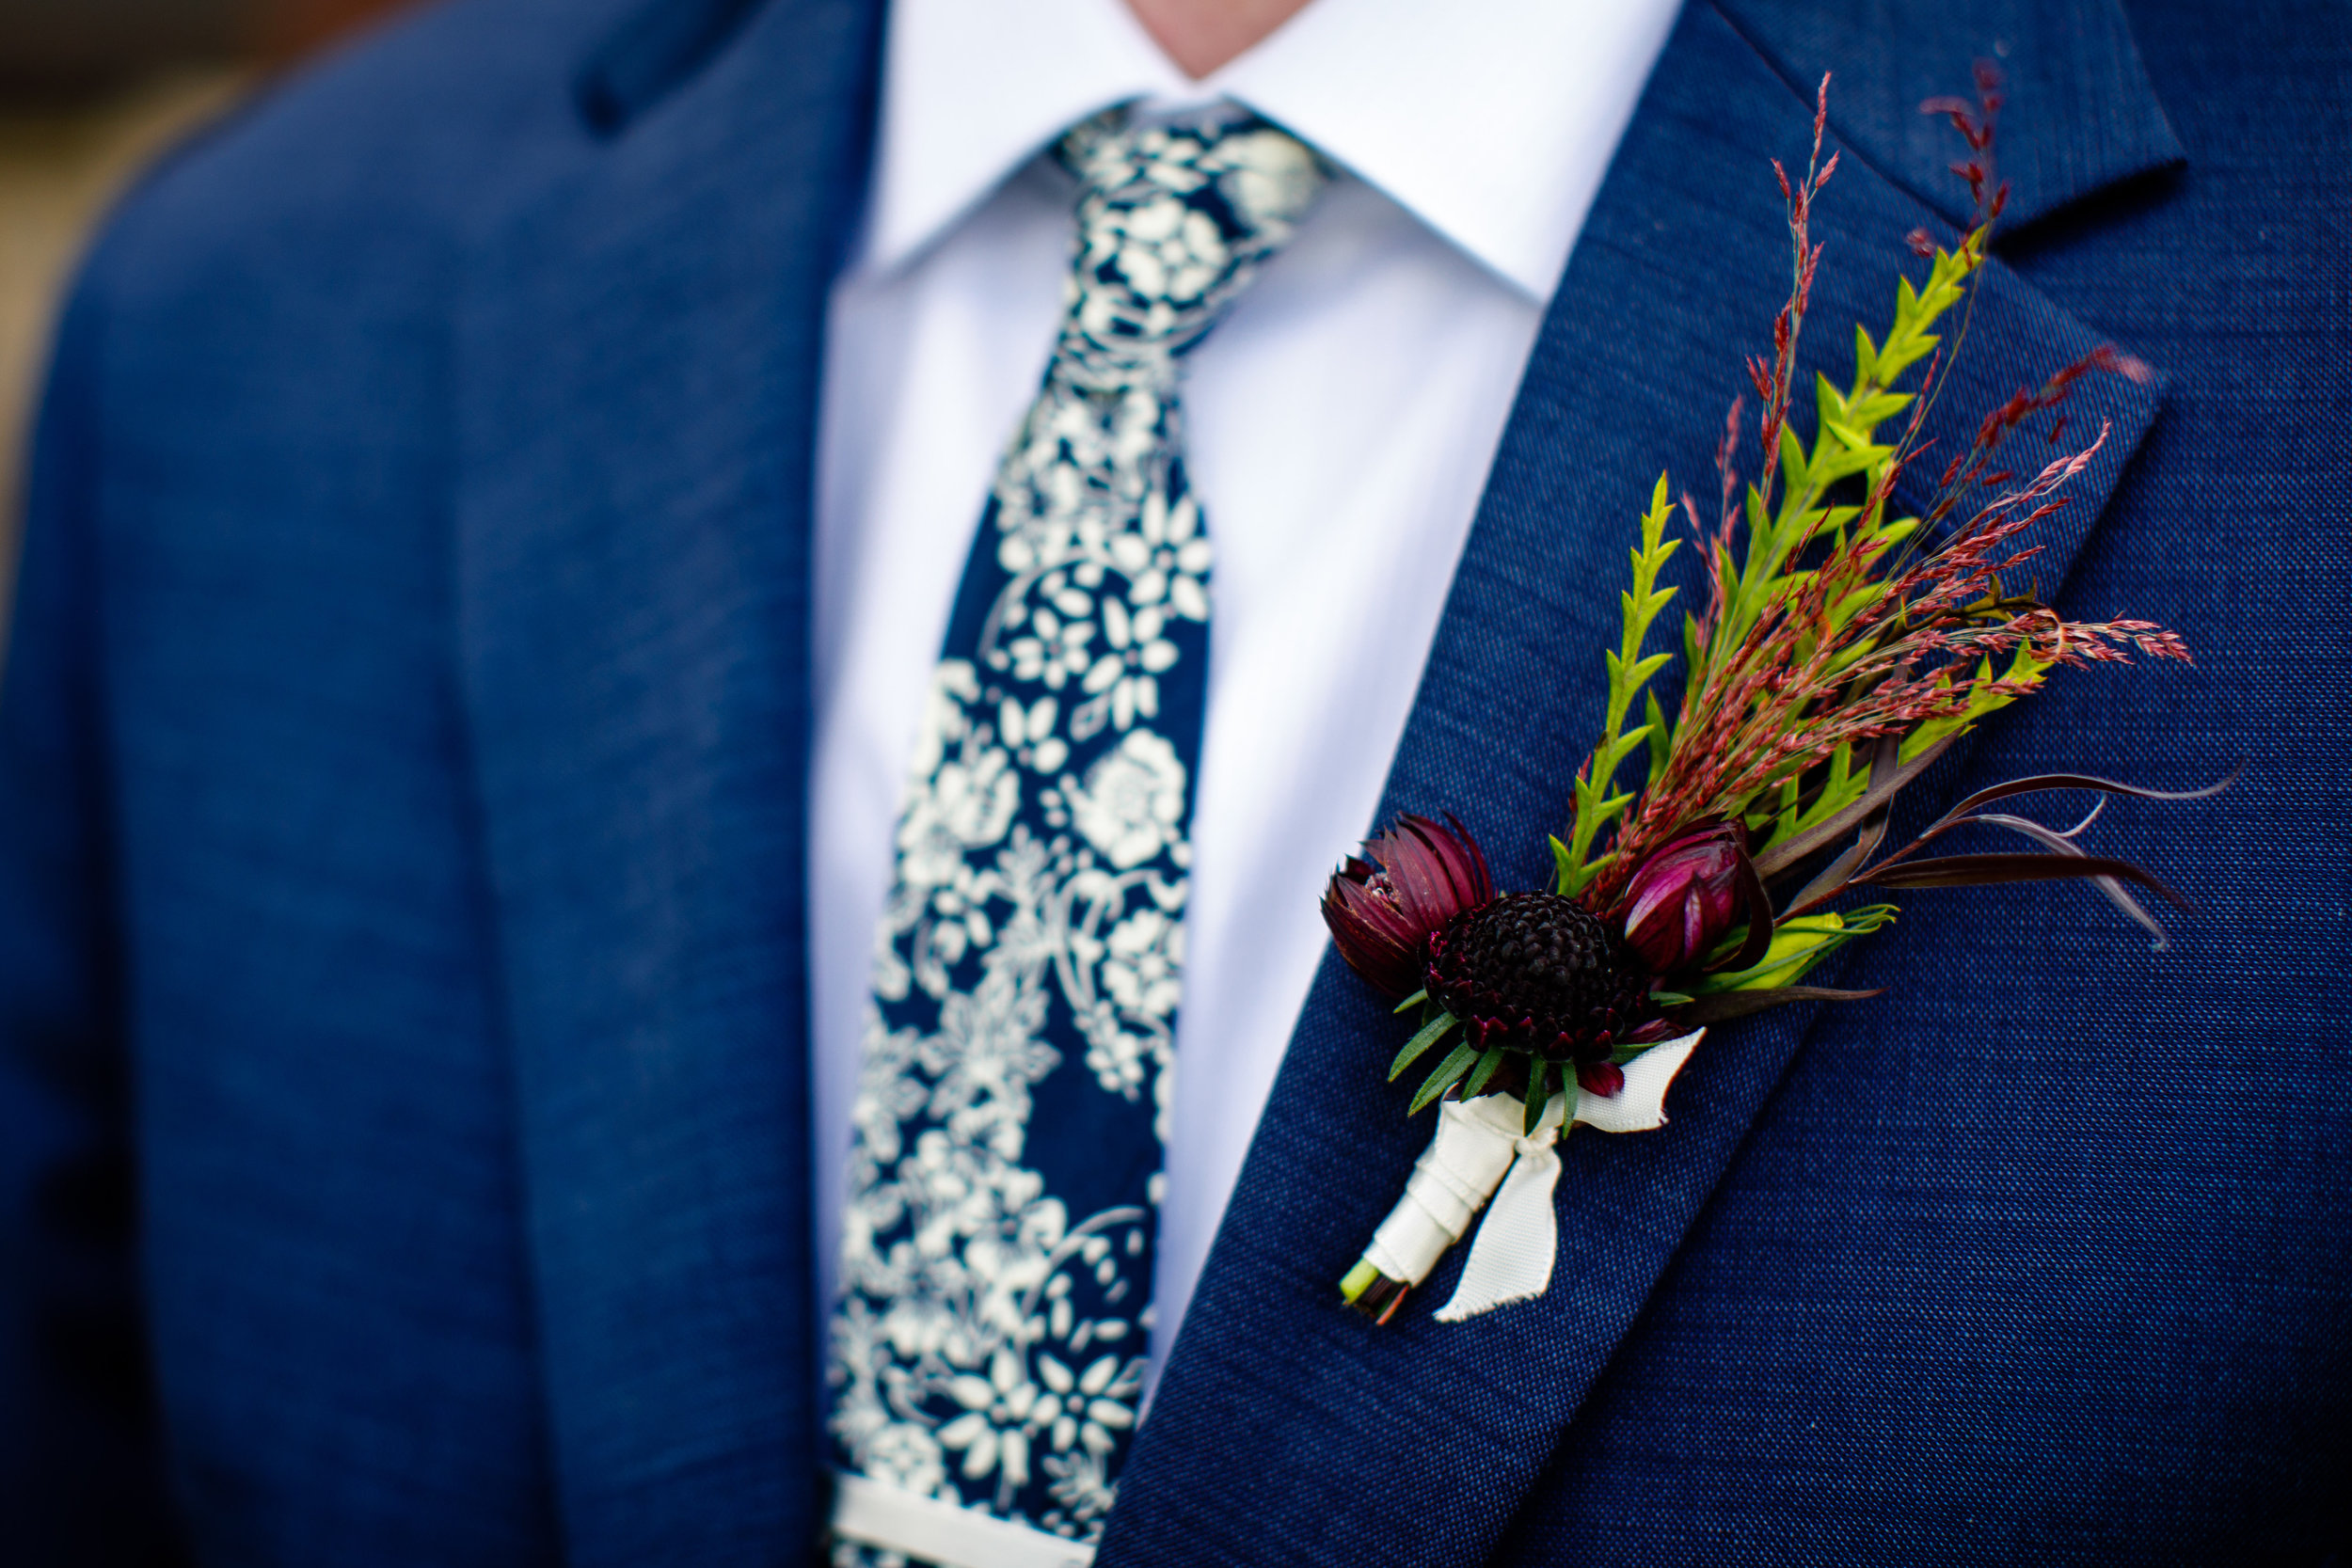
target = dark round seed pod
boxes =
[1423,892,1656,1062]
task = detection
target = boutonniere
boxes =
[1324,72,2225,1325]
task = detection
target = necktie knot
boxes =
[1052,108,1327,389]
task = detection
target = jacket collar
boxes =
[1099,0,2173,1561]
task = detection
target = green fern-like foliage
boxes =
[1726,228,2048,858]
[1552,221,2067,904]
[1555,477,1679,900]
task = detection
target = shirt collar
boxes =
[860,0,1684,301]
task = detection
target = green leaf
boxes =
[1683,909,1898,994]
[1776,424,1809,494]
[1847,390,1912,428]
[1408,1042,1480,1116]
[1816,370,1849,428]
[1391,989,1428,1015]
[1774,773,1802,840]
[1810,441,1892,487]
[1558,473,1682,896]
[1821,416,1870,451]
[1389,1012,1459,1081]
[1900,713,1971,762]
[1522,1060,1550,1134]
[1598,728,1651,774]
[1645,689,1672,791]
[1877,330,1939,382]
[1462,1046,1506,1100]
[1550,834,1581,896]
[1809,504,1863,545]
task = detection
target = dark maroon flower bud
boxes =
[1617,822,1746,973]
[1575,1061,1626,1099]
[1321,815,1495,997]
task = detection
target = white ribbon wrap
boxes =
[1361,1091,1547,1289]
[1361,1030,1705,1322]
[1432,1093,1568,1321]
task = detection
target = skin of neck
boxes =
[1124,0,1320,78]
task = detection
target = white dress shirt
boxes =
[811,0,1680,1386]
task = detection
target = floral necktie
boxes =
[826,107,1327,1557]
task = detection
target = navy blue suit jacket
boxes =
[3,0,2345,1560]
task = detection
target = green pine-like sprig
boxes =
[1555,476,1679,899]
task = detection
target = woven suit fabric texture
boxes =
[825,107,1326,1546]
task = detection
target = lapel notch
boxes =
[1101,3,2170,1563]
[1719,0,2185,231]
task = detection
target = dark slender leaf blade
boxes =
[1408,1042,1480,1116]
[1523,1061,1549,1134]
[1779,834,1873,920]
[1855,852,2193,910]
[1781,737,1900,918]
[1392,989,1429,1015]
[1753,732,1961,877]
[1955,810,2171,947]
[1961,811,2105,856]
[1672,985,1885,1024]
[1930,765,2239,834]
[1388,1012,1458,1081]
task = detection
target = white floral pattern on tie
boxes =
[829,107,1327,1551]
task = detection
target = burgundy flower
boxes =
[1425,892,1655,1061]
[1616,822,1751,973]
[1322,815,1494,997]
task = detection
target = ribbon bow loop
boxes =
[1355,1032,1704,1323]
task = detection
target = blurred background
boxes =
[0,0,418,601]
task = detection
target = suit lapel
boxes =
[1723,0,2182,231]
[1102,3,2172,1564]
[453,1,879,1560]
